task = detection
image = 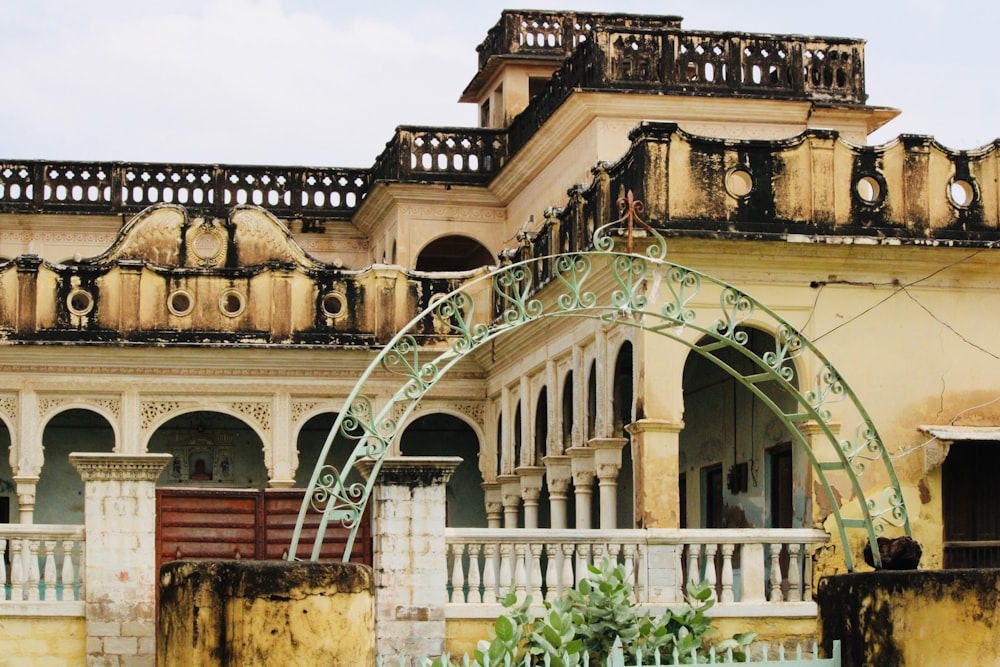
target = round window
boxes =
[67,288,94,316]
[725,167,754,198]
[219,289,245,317]
[168,289,194,317]
[321,292,347,319]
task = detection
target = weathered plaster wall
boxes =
[0,615,86,666]
[817,570,1000,667]
[159,560,375,667]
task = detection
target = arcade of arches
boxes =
[0,327,803,543]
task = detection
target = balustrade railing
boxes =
[0,524,85,604]
[445,528,827,611]
[371,127,507,185]
[0,161,369,222]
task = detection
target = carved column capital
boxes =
[567,446,596,487]
[542,455,572,495]
[590,437,627,482]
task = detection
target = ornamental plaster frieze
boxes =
[291,399,339,426]
[0,364,486,382]
[139,399,272,434]
[69,453,173,482]
[0,394,16,426]
[0,230,116,246]
[394,399,486,432]
[36,394,121,421]
[397,204,506,221]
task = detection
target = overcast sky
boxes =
[2,1,996,167]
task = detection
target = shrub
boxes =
[435,559,755,666]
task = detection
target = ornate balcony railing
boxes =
[0,524,85,608]
[445,528,828,611]
[371,126,507,185]
[0,161,369,222]
[475,10,684,70]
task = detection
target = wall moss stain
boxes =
[818,570,1000,667]
[159,560,375,667]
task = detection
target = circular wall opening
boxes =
[67,288,94,316]
[321,291,347,319]
[219,289,245,317]
[948,179,976,208]
[725,167,754,198]
[168,289,194,317]
[855,176,882,204]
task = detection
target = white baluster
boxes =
[560,544,575,597]
[498,543,513,599]
[450,543,465,603]
[686,543,702,586]
[592,543,605,569]
[674,542,685,600]
[622,544,637,603]
[27,539,41,601]
[482,543,498,604]
[513,544,527,601]
[635,544,648,603]
[704,544,718,602]
[43,540,57,602]
[529,544,543,601]
[544,544,558,601]
[720,544,735,603]
[468,544,482,604]
[803,544,815,601]
[787,543,802,602]
[10,540,24,600]
[61,540,77,602]
[769,544,783,602]
[0,539,7,599]
[577,543,592,586]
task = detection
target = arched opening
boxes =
[148,411,266,488]
[38,409,115,524]
[0,420,16,522]
[400,413,486,527]
[415,235,494,272]
[295,412,362,489]
[680,327,802,530]
[561,371,574,449]
[612,342,635,528]
[534,389,548,464]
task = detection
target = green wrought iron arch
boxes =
[288,199,910,571]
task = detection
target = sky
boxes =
[2,0,997,168]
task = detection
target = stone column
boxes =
[70,452,172,667]
[626,419,683,529]
[542,455,572,530]
[497,474,522,529]
[515,466,545,529]
[567,446,595,529]
[481,482,503,529]
[364,456,461,662]
[268,390,296,488]
[13,475,38,523]
[591,437,627,529]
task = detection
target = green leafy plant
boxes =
[454,559,756,666]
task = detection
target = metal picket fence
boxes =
[378,638,842,666]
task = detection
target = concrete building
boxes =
[1,9,998,665]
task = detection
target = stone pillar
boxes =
[268,390,296,488]
[567,446,595,529]
[626,419,683,529]
[13,475,38,523]
[481,482,503,529]
[366,456,461,662]
[591,437,626,529]
[515,466,545,529]
[70,452,172,667]
[497,474,522,529]
[542,455,572,530]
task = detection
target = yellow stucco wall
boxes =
[0,616,86,667]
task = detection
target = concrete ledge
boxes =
[159,560,375,667]
[817,569,1000,667]
[0,601,85,617]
